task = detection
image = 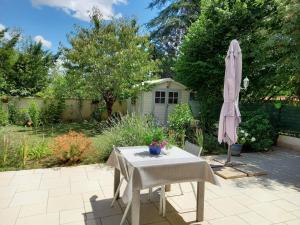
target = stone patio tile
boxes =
[281,193,300,207]
[272,199,299,212]
[167,192,196,212]
[60,208,85,224]
[47,194,84,213]
[84,198,122,219]
[100,185,114,198]
[0,197,12,209]
[97,175,115,187]
[0,206,20,225]
[209,216,249,225]
[231,194,257,207]
[0,176,13,187]
[207,197,249,216]
[166,212,210,225]
[0,186,17,199]
[238,211,272,225]
[242,188,281,202]
[16,182,40,192]
[49,187,71,197]
[40,177,70,190]
[10,174,42,186]
[248,202,298,223]
[100,214,123,225]
[81,191,106,203]
[19,202,47,217]
[71,180,101,194]
[286,219,300,225]
[10,190,48,207]
[290,209,300,218]
[14,169,35,176]
[15,213,59,225]
[62,219,100,225]
[125,203,166,225]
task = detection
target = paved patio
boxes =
[0,147,299,225]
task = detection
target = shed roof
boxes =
[142,78,187,89]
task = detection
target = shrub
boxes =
[28,139,51,160]
[240,109,275,151]
[95,115,167,161]
[51,131,92,164]
[168,103,193,146]
[16,109,31,126]
[41,99,65,124]
[0,103,8,126]
[8,101,18,124]
[28,102,41,127]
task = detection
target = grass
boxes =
[0,122,103,171]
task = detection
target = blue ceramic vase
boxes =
[149,145,161,155]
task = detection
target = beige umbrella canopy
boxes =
[218,39,242,164]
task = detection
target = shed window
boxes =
[168,91,178,104]
[155,91,166,103]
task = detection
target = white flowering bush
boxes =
[238,128,256,145]
[239,109,275,151]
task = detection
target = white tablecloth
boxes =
[107,146,219,203]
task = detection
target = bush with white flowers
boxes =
[239,109,275,151]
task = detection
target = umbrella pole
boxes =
[226,144,231,164]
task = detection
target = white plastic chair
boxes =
[111,147,166,225]
[178,141,203,198]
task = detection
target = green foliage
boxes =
[143,127,166,145]
[9,41,55,96]
[0,28,20,95]
[176,0,298,132]
[28,139,51,160]
[147,0,201,77]
[168,104,193,132]
[8,101,18,124]
[28,101,40,127]
[240,110,275,151]
[41,99,65,124]
[16,109,31,126]
[0,103,8,126]
[95,115,167,160]
[63,9,160,117]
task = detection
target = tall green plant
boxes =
[28,101,40,127]
[0,102,8,126]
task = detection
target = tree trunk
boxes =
[103,92,115,118]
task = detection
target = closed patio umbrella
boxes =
[218,39,242,164]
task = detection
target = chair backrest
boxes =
[184,141,202,157]
[113,146,130,181]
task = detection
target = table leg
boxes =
[114,168,120,199]
[131,189,140,225]
[196,181,205,222]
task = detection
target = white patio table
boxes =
[107,145,219,225]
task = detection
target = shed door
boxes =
[153,90,166,124]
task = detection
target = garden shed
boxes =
[127,78,199,124]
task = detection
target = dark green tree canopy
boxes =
[175,0,289,130]
[147,0,201,77]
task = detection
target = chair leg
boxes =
[120,200,132,225]
[190,182,197,199]
[161,185,166,217]
[148,187,152,201]
[111,177,124,207]
[178,183,184,195]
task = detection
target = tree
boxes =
[147,0,201,77]
[175,0,280,131]
[63,10,160,117]
[7,41,56,96]
[0,28,20,94]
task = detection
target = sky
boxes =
[0,0,158,52]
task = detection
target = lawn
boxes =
[0,122,103,171]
